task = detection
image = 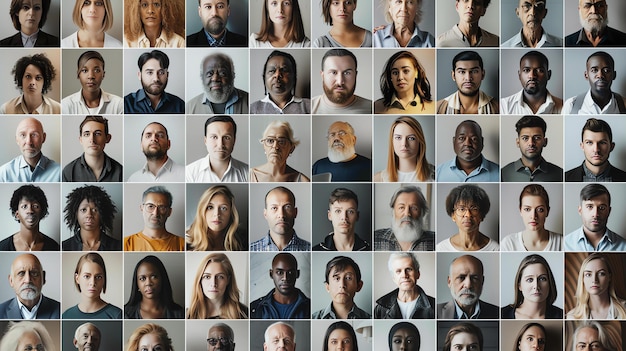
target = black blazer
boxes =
[565,163,626,182]
[0,30,60,47]
[186,28,247,47]
[0,296,61,319]
[437,299,500,319]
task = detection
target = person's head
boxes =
[73,322,101,351]
[452,120,484,164]
[447,255,484,308]
[327,188,359,237]
[141,186,173,230]
[389,185,428,243]
[518,51,551,97]
[257,0,306,44]
[10,184,49,229]
[64,185,117,235]
[201,53,235,104]
[584,51,616,97]
[198,0,231,37]
[445,184,490,234]
[126,255,175,309]
[207,323,235,351]
[72,0,114,31]
[455,0,490,24]
[0,321,55,351]
[515,115,548,163]
[126,323,173,351]
[451,51,485,97]
[389,322,420,351]
[15,117,47,164]
[187,185,241,251]
[320,49,358,106]
[263,322,296,351]
[578,0,608,38]
[515,0,547,31]
[575,254,617,308]
[263,50,297,98]
[571,322,616,351]
[388,252,420,293]
[76,51,106,95]
[383,0,422,26]
[141,122,170,161]
[579,118,615,171]
[321,0,358,26]
[260,120,299,166]
[324,256,363,308]
[379,51,431,107]
[386,116,431,181]
[270,253,299,297]
[327,121,357,163]
[9,0,51,33]
[512,254,557,308]
[518,184,550,232]
[12,53,56,95]
[443,322,483,351]
[203,115,237,164]
[9,253,45,306]
[137,50,170,98]
[513,323,546,351]
[124,0,184,41]
[264,186,298,237]
[78,115,111,158]
[323,321,358,351]
[578,183,611,235]
[74,252,107,297]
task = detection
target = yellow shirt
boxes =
[124,232,185,251]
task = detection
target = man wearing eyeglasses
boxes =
[565,0,626,47]
[207,323,236,351]
[502,0,562,47]
[128,122,184,182]
[312,121,372,182]
[124,186,184,251]
[124,50,185,114]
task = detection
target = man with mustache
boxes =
[436,120,499,182]
[374,185,435,251]
[187,53,249,114]
[437,51,498,114]
[438,254,498,319]
[187,0,247,47]
[73,322,101,351]
[374,252,434,319]
[502,0,562,47]
[566,118,626,182]
[437,0,499,47]
[562,51,626,114]
[313,188,370,251]
[0,253,60,319]
[501,51,563,114]
[312,121,372,182]
[128,122,184,182]
[124,50,184,114]
[565,0,626,46]
[501,115,563,182]
[311,49,372,114]
[564,184,626,251]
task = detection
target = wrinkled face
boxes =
[450,332,480,351]
[264,55,295,98]
[15,199,43,230]
[455,0,486,24]
[74,324,102,351]
[578,0,608,34]
[330,0,356,25]
[264,324,296,351]
[583,258,610,297]
[202,55,235,103]
[391,256,419,293]
[578,194,611,235]
[575,327,604,351]
[140,58,168,97]
[18,331,45,351]
[199,0,230,36]
[389,0,417,27]
[393,122,420,160]
[141,192,172,229]
[9,254,44,303]
[327,329,354,351]
[325,265,362,306]
[205,193,232,234]
[22,64,44,96]
[322,56,357,105]
[77,199,101,232]
[267,0,293,26]
[518,57,550,96]
[327,122,356,153]
[448,256,483,308]
[452,200,483,234]
[137,262,162,300]
[518,326,545,351]
[79,58,105,94]
[75,261,104,298]
[207,326,234,351]
[519,195,549,232]
[264,189,297,237]
[141,123,170,160]
[580,130,614,169]
[516,127,546,162]
[205,121,235,161]
[201,261,229,302]
[328,200,359,236]
[518,263,549,304]
[81,0,106,30]
[452,60,484,97]
[391,328,419,351]
[15,118,45,161]
[584,55,615,96]
[262,125,294,165]
[270,255,298,296]
[138,333,165,351]
[79,121,110,157]
[17,0,43,35]
[453,122,483,163]
[393,192,421,224]
[139,0,162,28]
[516,0,547,30]
[391,58,417,96]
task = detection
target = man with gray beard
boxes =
[437,255,498,319]
[0,253,60,319]
[565,0,626,46]
[128,122,185,182]
[187,0,247,47]
[374,186,434,251]
[312,121,371,182]
[187,53,249,114]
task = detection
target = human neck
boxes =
[397,157,417,173]
[520,155,544,172]
[143,26,162,47]
[455,155,482,175]
[522,91,548,114]
[83,153,105,179]
[584,160,610,176]
[458,92,480,113]
[209,156,231,179]
[22,93,43,114]
[590,91,612,110]
[516,300,546,319]
[332,232,355,251]
[142,227,170,240]
[332,301,354,319]
[146,155,168,176]
[269,231,294,250]
[521,26,543,47]
[273,289,297,304]
[82,88,102,108]
[323,93,356,108]
[457,22,482,46]
[397,286,418,303]
[144,90,163,110]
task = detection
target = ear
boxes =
[547,69,552,81]
[447,275,452,288]
[325,282,330,293]
[516,137,520,148]
[41,132,47,144]
[327,210,332,221]
[105,134,112,143]
[451,70,456,81]
[263,208,268,220]
[356,280,363,292]
[75,272,80,286]
[137,70,141,81]
[42,270,46,285]
[515,7,520,18]
[543,137,548,147]
[578,205,582,217]
[584,70,589,81]
[610,142,615,152]
[580,141,584,151]
[269,269,273,279]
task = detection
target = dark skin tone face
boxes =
[584,55,616,107]
[269,253,299,303]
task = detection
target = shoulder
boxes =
[565,165,584,181]
[186,29,206,46]
[61,32,78,47]
[0,33,21,46]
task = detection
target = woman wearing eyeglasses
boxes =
[250,120,310,182]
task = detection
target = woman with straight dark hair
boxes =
[313,0,371,48]
[0,0,59,47]
[250,0,310,47]
[512,323,546,351]
[323,321,358,351]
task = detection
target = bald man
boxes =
[73,323,101,351]
[264,322,297,351]
[0,117,60,182]
[207,323,236,351]
[0,253,60,319]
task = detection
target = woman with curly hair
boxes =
[187,253,248,319]
[123,0,184,48]
[187,185,246,251]
[126,323,174,351]
[250,0,310,47]
[62,0,122,47]
[1,53,60,114]
[0,0,59,47]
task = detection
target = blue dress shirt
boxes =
[436,156,500,182]
[124,89,184,114]
[0,154,60,182]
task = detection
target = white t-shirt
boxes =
[500,231,562,251]
[436,237,500,251]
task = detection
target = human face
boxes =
[452,200,482,234]
[81,0,106,30]
[205,121,235,161]
[15,198,43,230]
[79,121,110,157]
[205,193,232,234]
[17,0,43,35]
[584,55,615,97]
[453,122,483,163]
[519,57,550,96]
[452,60,484,97]
[393,122,420,160]
[201,261,229,302]
[267,0,293,26]
[270,255,299,296]
[264,189,298,237]
[265,55,295,98]
[140,58,168,97]
[575,327,605,351]
[450,332,480,351]
[327,122,357,154]
[18,331,45,351]
[328,200,359,236]
[578,194,611,235]
[389,0,417,27]
[138,333,165,351]
[141,193,172,229]
[516,127,546,163]
[15,118,45,162]
[327,329,354,351]
[264,324,296,351]
[391,327,419,351]
[77,199,101,232]
[322,56,357,105]
[518,326,545,351]
[455,0,486,24]
[9,254,44,303]
[580,130,614,169]
[79,58,105,94]
[330,0,356,25]
[199,0,230,36]
[75,261,104,299]
[391,58,417,96]
[583,258,610,297]
[207,326,234,351]
[262,125,294,166]
[391,257,419,293]
[22,64,44,96]
[518,263,549,304]
[137,262,162,300]
[141,123,170,160]
[139,0,162,29]
[393,192,422,225]
[578,0,608,35]
[74,324,102,351]
[448,256,483,308]
[520,195,549,232]
[202,55,235,103]
[516,0,547,30]
[325,265,362,306]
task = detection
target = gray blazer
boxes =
[437,299,499,319]
[0,296,60,319]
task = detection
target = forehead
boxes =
[12,255,41,271]
[139,333,161,345]
[204,260,226,273]
[521,263,548,275]
[585,258,608,270]
[142,58,164,70]
[583,193,610,205]
[17,118,43,133]
[145,192,169,203]
[330,264,356,275]
[330,199,357,209]
[329,122,350,133]
[392,57,415,68]
[268,324,294,338]
[523,326,545,338]
[78,324,101,336]
[138,261,158,272]
[451,332,479,344]
[519,0,544,5]
[81,121,105,133]
[587,55,613,69]
[24,64,43,75]
[267,55,293,68]
[273,255,297,269]
[266,189,294,204]
[204,55,230,70]
[519,126,544,136]
[82,58,104,67]
[582,130,610,141]
[520,56,547,68]
[392,256,416,269]
[576,327,599,341]
[80,260,104,274]
[521,194,547,206]
[208,326,230,338]
[143,123,167,135]
[451,257,482,274]
[323,56,356,70]
[455,122,481,136]
[454,60,481,70]
[201,0,227,5]
[395,192,419,205]
[207,121,234,134]
[264,125,288,137]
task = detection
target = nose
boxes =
[148,3,155,13]
[466,0,475,8]
[23,271,31,283]
[401,0,408,10]
[401,207,411,218]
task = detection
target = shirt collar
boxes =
[260,94,301,109]
[21,30,39,47]
[576,226,616,244]
[138,31,170,47]
[17,294,43,319]
[454,299,481,319]
[204,28,228,47]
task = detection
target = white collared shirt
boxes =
[17,295,43,319]
[500,90,562,114]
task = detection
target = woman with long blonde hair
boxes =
[123,0,184,48]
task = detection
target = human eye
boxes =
[217,3,226,9]
[216,274,226,280]
[407,136,416,141]
[95,1,105,6]
[343,71,352,76]
[521,135,530,141]
[590,67,598,73]
[584,272,592,277]
[223,135,232,141]
[17,270,25,277]
[393,339,402,344]
[468,344,479,351]
[270,206,278,211]
[539,275,548,282]
[93,130,103,137]
[598,271,607,277]
[284,204,293,211]
[138,275,146,281]
[345,274,353,281]
[153,2,161,8]
[22,5,31,11]
[391,69,399,76]
[83,0,92,5]
[598,205,607,211]
[331,340,338,345]
[140,2,148,8]
[347,209,356,215]
[35,75,43,81]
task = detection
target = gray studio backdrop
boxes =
[0,49,62,104]
[123,320,185,351]
[61,48,124,99]
[372,49,436,101]
[564,0,626,36]
[500,0,563,44]
[436,252,500,308]
[372,0,435,40]
[185,183,249,237]
[311,48,374,100]
[185,47,250,102]
[500,114,564,170]
[564,183,626,238]
[249,252,311,306]
[186,251,249,308]
[374,182,434,233]
[123,48,185,99]
[250,320,310,351]
[311,115,373,172]
[249,48,311,102]
[62,320,122,351]
[312,319,372,351]
[61,115,123,170]
[187,320,249,351]
[564,115,626,172]
[436,0,500,39]
[563,48,626,104]
[310,0,373,46]
[60,0,123,43]
[249,0,311,42]
[373,252,436,308]
[500,48,564,100]
[185,0,249,42]
[436,48,499,102]
[185,114,250,168]
[0,252,61,304]
[0,2,60,40]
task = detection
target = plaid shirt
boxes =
[373,228,435,251]
[205,29,227,47]
[249,231,311,251]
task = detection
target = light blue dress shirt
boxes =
[0,155,60,182]
[373,23,435,48]
[564,227,626,251]
[436,156,499,182]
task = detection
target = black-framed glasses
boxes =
[207,338,233,346]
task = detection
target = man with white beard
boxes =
[374,185,434,251]
[565,0,626,46]
[187,53,249,114]
[312,121,371,182]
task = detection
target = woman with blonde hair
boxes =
[62,0,122,47]
[374,116,433,182]
[123,0,184,48]
[187,185,246,251]
[567,253,626,319]
[126,323,173,351]
[188,253,248,319]
[0,321,56,351]
[250,0,310,47]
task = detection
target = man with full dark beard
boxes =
[124,50,184,114]
[0,253,60,319]
[565,0,626,46]
[187,0,247,47]
[187,53,249,114]
[312,121,371,182]
[374,185,435,251]
[128,122,184,182]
